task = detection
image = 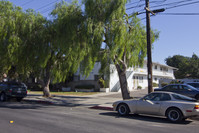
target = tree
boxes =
[165,55,189,78]
[81,0,158,99]
[165,54,199,79]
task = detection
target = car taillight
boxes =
[194,105,199,109]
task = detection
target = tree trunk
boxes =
[116,64,131,100]
[43,75,51,97]
[43,60,52,97]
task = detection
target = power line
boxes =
[36,0,58,11]
[126,0,143,6]
[159,13,199,15]
[150,0,195,8]
[166,1,199,9]
[21,0,35,6]
[126,0,166,10]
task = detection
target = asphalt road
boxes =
[0,102,199,133]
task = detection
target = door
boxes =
[137,93,162,115]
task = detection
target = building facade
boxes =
[73,61,177,92]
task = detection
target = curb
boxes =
[90,106,113,111]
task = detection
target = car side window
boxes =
[163,86,171,90]
[181,85,194,91]
[144,93,161,101]
[160,94,171,101]
[171,85,179,90]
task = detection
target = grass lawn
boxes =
[28,91,100,96]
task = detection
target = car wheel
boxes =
[117,103,130,116]
[166,108,183,122]
[0,93,7,102]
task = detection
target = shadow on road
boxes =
[99,112,193,125]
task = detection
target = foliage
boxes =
[0,0,159,98]
[137,86,142,89]
[152,82,158,87]
[161,82,168,87]
[98,77,105,88]
[165,54,199,79]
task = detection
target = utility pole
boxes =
[145,0,153,94]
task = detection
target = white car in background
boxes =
[113,92,199,122]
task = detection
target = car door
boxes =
[136,93,162,115]
[180,85,198,98]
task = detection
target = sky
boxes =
[6,0,199,65]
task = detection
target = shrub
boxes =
[153,82,158,87]
[137,86,142,89]
[161,82,168,87]
[98,78,105,88]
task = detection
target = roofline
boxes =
[144,60,178,70]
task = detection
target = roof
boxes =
[144,60,178,70]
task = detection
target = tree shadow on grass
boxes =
[99,112,193,125]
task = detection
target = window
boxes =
[161,94,171,101]
[139,76,143,83]
[144,93,162,101]
[154,78,157,81]
[160,67,163,71]
[154,65,157,70]
[172,94,194,101]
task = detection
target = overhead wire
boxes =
[165,1,199,9]
[36,0,59,11]
[21,0,35,6]
[159,13,199,15]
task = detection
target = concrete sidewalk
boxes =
[23,89,148,109]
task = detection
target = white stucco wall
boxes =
[74,61,176,92]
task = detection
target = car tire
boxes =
[195,94,199,100]
[166,108,183,122]
[117,103,130,116]
[0,93,7,102]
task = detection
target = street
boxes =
[0,102,199,133]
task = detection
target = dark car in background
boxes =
[185,82,199,90]
[0,82,27,102]
[154,84,199,100]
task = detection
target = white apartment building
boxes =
[73,61,177,92]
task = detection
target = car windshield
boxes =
[172,94,196,101]
[187,83,199,88]
[185,84,198,91]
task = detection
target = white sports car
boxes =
[113,91,199,122]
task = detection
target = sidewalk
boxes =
[23,89,148,109]
[23,89,199,121]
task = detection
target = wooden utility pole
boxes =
[145,0,153,94]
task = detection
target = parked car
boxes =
[112,92,199,122]
[0,82,27,102]
[154,84,199,100]
[185,82,199,89]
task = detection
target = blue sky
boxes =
[7,0,199,65]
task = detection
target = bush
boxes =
[161,82,168,87]
[153,82,158,87]
[137,86,142,89]
[98,78,105,88]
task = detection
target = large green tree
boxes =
[81,0,158,99]
[165,54,199,79]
